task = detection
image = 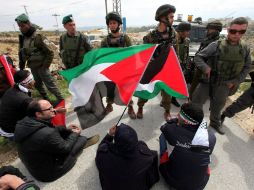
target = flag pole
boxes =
[115,44,159,126]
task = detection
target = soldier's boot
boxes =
[164,110,172,122]
[128,106,136,119]
[171,97,181,107]
[136,107,143,119]
[105,103,113,114]
[210,124,225,135]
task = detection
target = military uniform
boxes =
[137,27,177,112]
[222,71,254,119]
[175,33,190,82]
[101,33,132,48]
[189,21,222,99]
[60,32,91,69]
[192,39,251,133]
[16,14,63,101]
[101,33,133,105]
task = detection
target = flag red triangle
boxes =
[152,47,189,97]
[51,100,66,127]
[101,45,156,104]
[0,55,15,86]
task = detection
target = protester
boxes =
[96,123,159,190]
[159,103,216,190]
[0,70,34,137]
[15,99,100,182]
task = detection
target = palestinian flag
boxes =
[134,45,189,99]
[0,54,15,86]
[60,44,157,129]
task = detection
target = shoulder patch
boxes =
[43,39,51,46]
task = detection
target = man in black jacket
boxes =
[14,99,100,182]
[95,123,159,190]
[159,103,216,190]
[0,70,34,137]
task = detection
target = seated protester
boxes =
[0,165,39,190]
[159,103,216,190]
[0,70,34,137]
[96,123,159,190]
[14,100,100,182]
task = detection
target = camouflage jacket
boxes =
[19,30,54,69]
[60,32,92,69]
[143,26,177,45]
[101,33,132,47]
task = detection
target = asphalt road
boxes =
[13,97,254,190]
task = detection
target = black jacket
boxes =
[14,116,86,182]
[95,134,159,190]
[0,86,32,133]
[160,119,216,190]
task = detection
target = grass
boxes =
[32,78,71,101]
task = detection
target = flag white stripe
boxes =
[69,63,114,107]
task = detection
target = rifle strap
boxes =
[74,32,83,66]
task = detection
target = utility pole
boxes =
[52,14,60,35]
[112,0,122,16]
[13,24,17,32]
[22,5,29,18]
[105,0,108,16]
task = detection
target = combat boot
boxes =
[105,103,113,114]
[128,106,136,119]
[210,125,225,135]
[164,110,172,122]
[137,107,143,119]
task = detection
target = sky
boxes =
[0,0,253,31]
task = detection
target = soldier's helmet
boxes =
[155,4,176,21]
[176,22,191,32]
[206,20,223,32]
[106,12,122,25]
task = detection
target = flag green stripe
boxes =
[60,44,154,83]
[134,81,187,99]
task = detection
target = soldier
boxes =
[192,17,251,135]
[15,13,63,101]
[137,4,177,121]
[101,12,136,119]
[60,14,92,69]
[172,22,191,107]
[221,71,254,127]
[189,20,223,99]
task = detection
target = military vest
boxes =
[103,34,129,47]
[60,32,87,69]
[175,34,190,68]
[216,39,246,81]
[22,31,45,68]
[143,27,177,46]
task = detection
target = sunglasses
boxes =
[229,29,246,35]
[40,106,53,112]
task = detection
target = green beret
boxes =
[15,13,29,23]
[62,14,74,25]
[206,20,223,32]
[176,22,191,32]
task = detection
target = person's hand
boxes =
[227,83,235,89]
[0,174,25,190]
[204,67,211,78]
[109,126,117,136]
[69,124,81,135]
[55,107,67,114]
